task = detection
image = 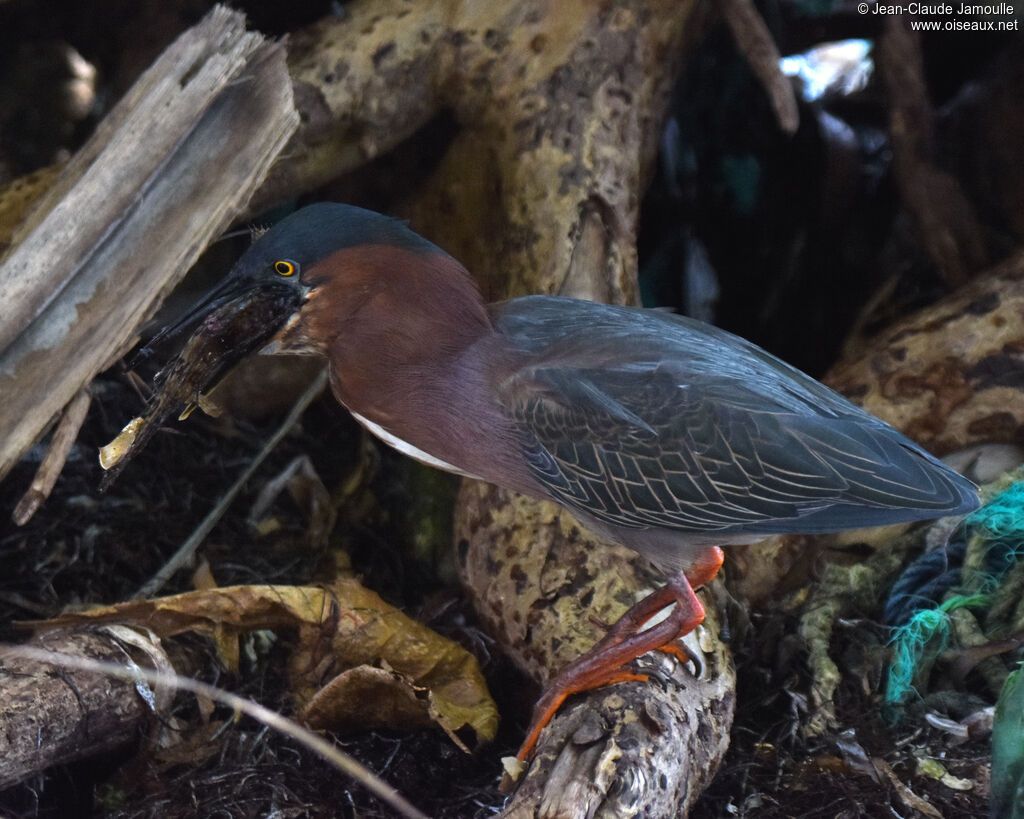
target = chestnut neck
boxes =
[297,244,540,495]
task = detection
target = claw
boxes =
[516,548,723,762]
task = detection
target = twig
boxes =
[721,0,799,135]
[12,388,92,525]
[0,643,429,819]
[135,367,327,598]
[877,16,988,287]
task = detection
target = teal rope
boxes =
[886,482,1024,705]
[886,594,990,705]
[966,482,1024,541]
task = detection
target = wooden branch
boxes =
[457,485,734,817]
[0,626,174,790]
[251,0,446,213]
[12,387,91,525]
[878,17,988,287]
[826,251,1024,454]
[721,0,799,135]
[0,6,299,484]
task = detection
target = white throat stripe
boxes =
[349,411,483,480]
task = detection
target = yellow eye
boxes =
[274,259,297,277]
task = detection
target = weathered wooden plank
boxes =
[0,5,299,482]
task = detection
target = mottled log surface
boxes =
[457,483,734,817]
[827,251,1024,454]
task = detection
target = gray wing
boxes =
[493,298,977,538]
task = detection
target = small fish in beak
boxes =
[98,279,301,490]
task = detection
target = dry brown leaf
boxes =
[300,664,483,751]
[25,578,498,749]
[287,577,499,750]
[303,666,431,731]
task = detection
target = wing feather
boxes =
[508,367,803,532]
[493,297,976,538]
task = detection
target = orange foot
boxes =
[516,546,724,761]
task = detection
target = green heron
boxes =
[108,202,978,760]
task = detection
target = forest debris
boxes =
[874,756,943,818]
[133,369,327,599]
[301,664,482,752]
[12,386,91,524]
[0,5,299,486]
[0,626,177,790]
[247,455,336,551]
[2,643,430,819]
[98,416,141,470]
[915,756,975,791]
[834,731,881,782]
[25,579,499,750]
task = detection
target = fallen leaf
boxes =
[24,578,498,749]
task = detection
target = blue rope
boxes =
[885,482,1024,705]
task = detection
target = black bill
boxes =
[98,280,301,491]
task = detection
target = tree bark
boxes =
[826,251,1024,454]
[0,626,173,790]
[456,485,734,817]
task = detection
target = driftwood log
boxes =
[457,486,734,817]
[0,626,174,791]
[827,251,1024,454]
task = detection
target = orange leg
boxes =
[516,546,724,761]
